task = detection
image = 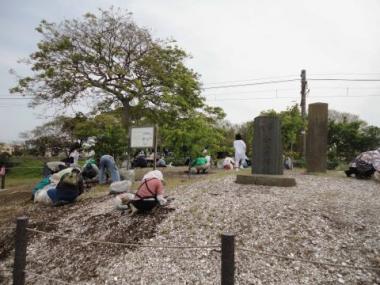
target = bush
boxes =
[0,152,12,169]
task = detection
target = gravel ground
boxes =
[1,171,380,284]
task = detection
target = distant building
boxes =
[0,143,14,155]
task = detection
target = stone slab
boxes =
[236,174,296,187]
[252,116,283,175]
[306,102,328,173]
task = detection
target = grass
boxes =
[7,156,45,179]
[3,156,44,188]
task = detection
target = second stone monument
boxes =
[236,115,296,187]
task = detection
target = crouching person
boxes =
[191,157,210,174]
[345,148,380,179]
[115,170,168,213]
[34,168,84,206]
[82,158,99,188]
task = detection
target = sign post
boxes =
[130,126,156,169]
[153,125,158,170]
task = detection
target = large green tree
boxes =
[328,114,380,163]
[159,106,227,160]
[73,112,127,159]
[261,104,304,155]
[11,8,204,133]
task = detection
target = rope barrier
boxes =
[27,228,220,249]
[237,247,380,272]
[25,271,74,284]
[0,226,15,231]
[5,167,44,169]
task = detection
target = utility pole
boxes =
[300,69,307,158]
[300,69,307,117]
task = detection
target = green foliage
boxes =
[11,8,205,135]
[261,104,305,156]
[160,110,226,159]
[328,119,380,163]
[74,113,127,159]
[0,152,12,169]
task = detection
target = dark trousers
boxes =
[345,167,375,179]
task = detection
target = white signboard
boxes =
[130,127,155,148]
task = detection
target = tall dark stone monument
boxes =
[306,103,328,172]
[236,115,296,187]
[252,116,283,175]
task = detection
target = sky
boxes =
[1,0,380,142]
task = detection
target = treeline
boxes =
[14,104,380,168]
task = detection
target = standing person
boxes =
[233,134,247,170]
[99,155,120,184]
[69,145,80,167]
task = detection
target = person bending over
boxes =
[99,154,120,184]
[345,148,380,180]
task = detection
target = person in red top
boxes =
[115,170,167,213]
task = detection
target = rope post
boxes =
[221,233,235,285]
[0,165,5,189]
[0,174,4,189]
[13,217,28,285]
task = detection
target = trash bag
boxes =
[109,180,132,194]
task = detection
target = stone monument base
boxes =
[236,174,296,187]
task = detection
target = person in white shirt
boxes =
[69,146,80,167]
[233,134,247,170]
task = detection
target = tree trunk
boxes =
[121,100,132,167]
[121,100,131,134]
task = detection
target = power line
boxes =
[309,78,380,82]
[203,87,298,97]
[204,73,380,85]
[203,78,380,90]
[309,72,380,76]
[203,79,299,90]
[203,86,380,98]
[0,97,33,100]
[205,93,380,102]
[203,74,298,85]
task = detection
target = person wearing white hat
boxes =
[115,170,168,213]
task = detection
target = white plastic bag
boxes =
[34,184,55,205]
[109,180,132,194]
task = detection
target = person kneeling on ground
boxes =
[191,156,210,174]
[82,158,99,187]
[115,170,169,213]
[345,147,380,180]
[223,156,235,170]
[34,167,84,206]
